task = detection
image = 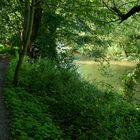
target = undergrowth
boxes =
[5,58,140,140]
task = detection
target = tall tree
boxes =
[13,0,35,85]
[1,0,117,83]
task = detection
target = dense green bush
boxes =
[5,87,63,140]
[5,58,140,140]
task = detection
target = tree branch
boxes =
[120,5,140,22]
[104,1,140,23]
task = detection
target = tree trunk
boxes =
[13,0,35,85]
[28,0,42,57]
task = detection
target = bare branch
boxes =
[104,1,140,23]
[120,5,140,22]
[102,1,119,16]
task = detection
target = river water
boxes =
[76,60,135,90]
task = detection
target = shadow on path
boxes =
[0,55,9,140]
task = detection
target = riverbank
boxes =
[74,60,136,67]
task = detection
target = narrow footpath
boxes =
[0,55,9,140]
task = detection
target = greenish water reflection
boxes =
[77,61,134,89]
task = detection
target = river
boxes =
[75,60,135,90]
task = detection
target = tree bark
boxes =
[13,0,35,85]
[120,5,140,22]
[28,0,42,57]
[109,4,140,23]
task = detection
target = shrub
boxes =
[6,58,140,140]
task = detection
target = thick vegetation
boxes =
[4,58,140,140]
[1,0,140,139]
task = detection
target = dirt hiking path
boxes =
[0,55,9,140]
